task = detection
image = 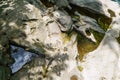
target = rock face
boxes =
[0,0,120,80]
[70,0,104,14]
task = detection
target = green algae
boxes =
[67,3,111,61]
[61,33,71,44]
[61,31,76,44]
[76,12,111,61]
[90,29,105,45]
[77,29,105,61]
[77,66,83,72]
[77,34,97,61]
[98,17,110,31]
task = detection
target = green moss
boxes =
[77,29,105,61]
[76,13,110,61]
[61,31,77,44]
[98,18,110,31]
[90,29,105,45]
[77,34,97,61]
[77,66,83,72]
[68,31,77,37]
[61,33,71,44]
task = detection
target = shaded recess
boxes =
[10,50,69,80]
[0,0,44,79]
[9,0,112,62]
[117,34,120,44]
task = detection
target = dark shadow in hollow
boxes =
[66,4,112,26]
[10,49,69,80]
[0,0,46,79]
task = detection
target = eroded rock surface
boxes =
[0,0,120,80]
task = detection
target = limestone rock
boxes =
[0,0,120,80]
